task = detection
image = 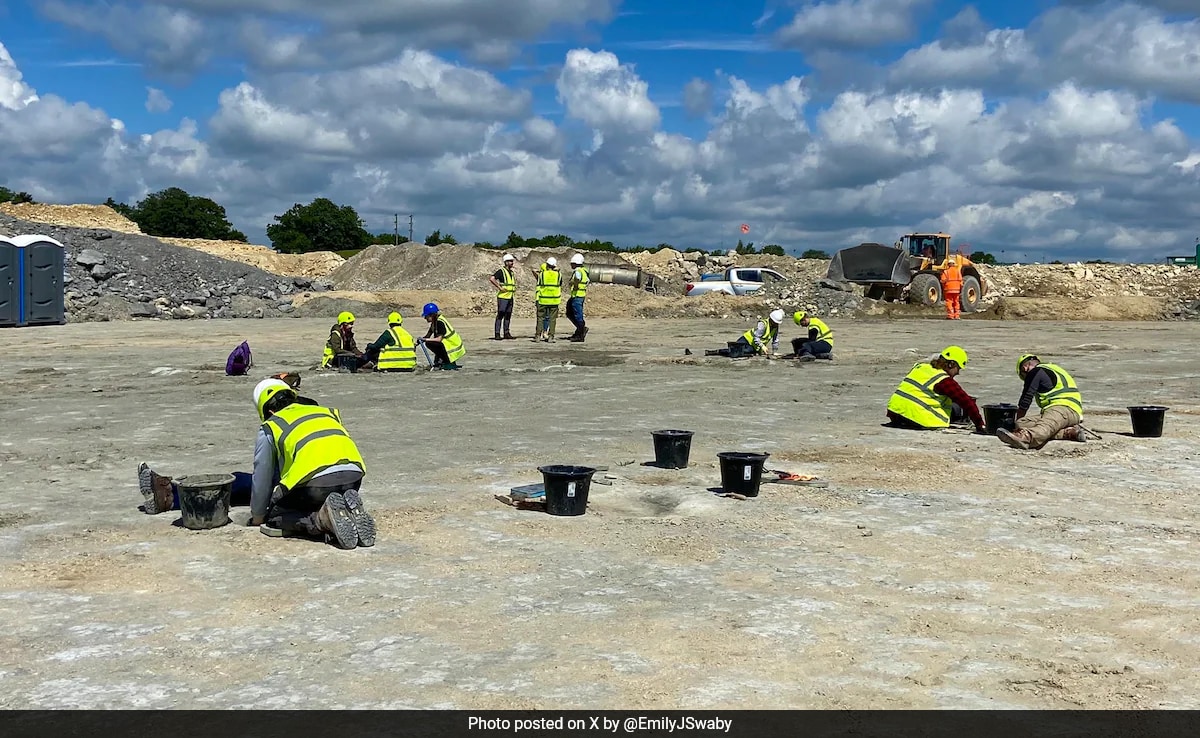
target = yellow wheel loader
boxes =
[825,233,986,312]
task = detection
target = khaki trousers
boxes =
[1016,405,1080,448]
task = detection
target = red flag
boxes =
[739,223,750,234]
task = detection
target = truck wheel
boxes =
[960,276,981,312]
[908,273,942,307]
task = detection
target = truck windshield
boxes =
[906,236,948,259]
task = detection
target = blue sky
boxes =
[1,0,1198,261]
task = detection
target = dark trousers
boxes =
[427,340,450,365]
[792,338,832,356]
[495,298,513,336]
[566,297,585,331]
[170,471,252,510]
[335,354,370,372]
[267,471,363,537]
[886,404,966,429]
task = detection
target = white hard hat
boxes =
[253,378,294,421]
[546,256,557,267]
[769,309,785,323]
[503,253,515,262]
[570,253,584,265]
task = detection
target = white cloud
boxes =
[777,0,932,50]
[682,78,713,118]
[555,49,660,134]
[144,87,172,113]
[0,42,38,109]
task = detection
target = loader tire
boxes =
[908,273,942,307]
[960,276,981,312]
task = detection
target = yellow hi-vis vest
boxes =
[438,317,466,363]
[496,267,515,300]
[570,267,590,298]
[321,325,340,367]
[1035,363,1083,419]
[887,362,951,428]
[808,317,834,347]
[537,267,562,305]
[377,326,416,371]
[742,320,778,354]
[263,403,365,491]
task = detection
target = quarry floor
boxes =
[1,316,1198,709]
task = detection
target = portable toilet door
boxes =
[12,234,66,326]
[0,236,18,327]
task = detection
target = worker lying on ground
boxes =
[251,378,375,549]
[998,355,1085,449]
[321,311,373,372]
[418,302,466,370]
[885,345,986,433]
[790,311,834,361]
[138,373,318,514]
[363,312,417,372]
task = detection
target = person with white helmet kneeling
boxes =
[566,253,590,342]
[706,309,785,357]
[250,378,375,549]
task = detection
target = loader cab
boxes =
[900,233,951,262]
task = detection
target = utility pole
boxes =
[409,214,414,244]
[393,214,399,246]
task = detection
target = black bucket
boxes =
[1128,406,1168,438]
[982,403,1019,435]
[176,473,234,530]
[538,465,596,516]
[652,430,694,469]
[717,452,770,497]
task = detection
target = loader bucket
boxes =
[826,242,915,285]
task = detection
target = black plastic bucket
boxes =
[1128,406,1168,438]
[538,465,596,516]
[717,452,770,497]
[176,473,234,530]
[652,430,694,469]
[982,403,1019,435]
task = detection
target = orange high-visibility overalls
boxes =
[940,265,962,319]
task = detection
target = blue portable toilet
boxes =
[7,234,66,326]
[0,236,17,327]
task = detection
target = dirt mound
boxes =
[159,237,344,279]
[994,296,1170,321]
[0,203,142,233]
[981,263,1200,302]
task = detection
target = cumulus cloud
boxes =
[776,0,933,50]
[682,78,713,118]
[556,49,660,135]
[39,1,211,77]
[144,87,172,113]
[0,42,38,109]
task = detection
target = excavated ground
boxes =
[0,317,1198,709]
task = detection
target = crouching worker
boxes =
[885,345,986,433]
[321,312,373,372]
[418,302,466,370]
[250,378,375,549]
[363,312,417,372]
[791,312,834,361]
[998,355,1085,449]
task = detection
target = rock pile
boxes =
[0,213,333,322]
[0,202,143,234]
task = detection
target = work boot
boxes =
[579,326,588,342]
[796,354,816,363]
[316,493,359,550]
[997,428,1034,450]
[503,333,516,340]
[1054,425,1086,443]
[138,463,175,514]
[343,489,376,547]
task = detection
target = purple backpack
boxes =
[225,341,253,376]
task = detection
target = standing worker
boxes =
[364,312,417,372]
[418,302,466,370]
[791,311,834,361]
[488,253,517,340]
[322,312,372,372]
[885,346,986,432]
[250,378,375,550]
[997,355,1085,449]
[533,256,562,342]
[935,256,963,320]
[566,253,590,342]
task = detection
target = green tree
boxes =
[504,231,526,250]
[127,187,246,241]
[104,197,135,218]
[734,240,757,255]
[0,187,35,204]
[369,232,409,245]
[761,244,787,256]
[424,229,458,245]
[800,249,830,259]
[267,198,371,254]
[969,251,997,265]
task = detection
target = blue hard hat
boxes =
[422,302,439,317]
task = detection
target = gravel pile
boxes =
[0,214,332,322]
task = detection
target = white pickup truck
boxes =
[684,267,788,296]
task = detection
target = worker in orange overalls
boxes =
[936,256,963,320]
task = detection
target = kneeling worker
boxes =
[791,311,833,360]
[998,355,1085,449]
[886,345,986,433]
[418,302,466,370]
[364,312,417,372]
[251,378,375,550]
[734,309,784,356]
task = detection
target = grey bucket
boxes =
[175,473,234,530]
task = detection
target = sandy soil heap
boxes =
[159,237,344,279]
[0,203,143,233]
